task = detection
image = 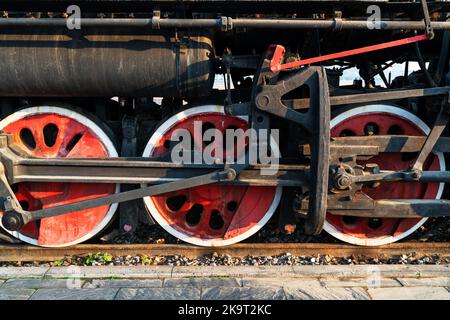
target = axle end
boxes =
[1,211,24,232]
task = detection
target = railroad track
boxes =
[1,242,449,262]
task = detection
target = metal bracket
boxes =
[255,47,330,134]
[255,67,322,132]
[220,16,233,32]
[420,0,435,40]
[253,47,331,235]
[152,9,161,29]
[411,103,450,173]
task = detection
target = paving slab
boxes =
[46,266,173,279]
[201,287,285,300]
[83,279,163,288]
[320,277,402,288]
[30,288,119,300]
[0,265,449,301]
[368,287,450,300]
[292,265,450,278]
[116,288,201,300]
[171,266,295,278]
[242,278,321,288]
[0,288,35,300]
[396,277,450,287]
[0,267,49,279]
[2,265,449,280]
[2,278,76,289]
[164,277,241,288]
[284,285,370,300]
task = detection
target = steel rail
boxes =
[1,18,450,30]
[0,242,449,262]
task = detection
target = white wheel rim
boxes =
[142,105,282,246]
[324,104,445,246]
[0,106,119,247]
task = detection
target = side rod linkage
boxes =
[0,166,237,232]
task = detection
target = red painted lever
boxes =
[269,34,429,72]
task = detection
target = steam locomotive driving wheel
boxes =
[142,106,282,246]
[0,107,119,247]
[325,105,446,246]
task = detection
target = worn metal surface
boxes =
[0,168,236,231]
[1,243,450,262]
[328,199,450,218]
[302,135,450,155]
[270,34,429,72]
[420,0,435,39]
[0,148,307,186]
[1,0,449,14]
[291,87,450,109]
[1,18,450,30]
[0,30,214,97]
[411,107,450,171]
[254,52,331,235]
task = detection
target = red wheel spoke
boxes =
[196,206,214,232]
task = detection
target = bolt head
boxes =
[256,95,270,108]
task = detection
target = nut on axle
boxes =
[1,211,24,232]
[331,164,353,190]
[333,173,352,190]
